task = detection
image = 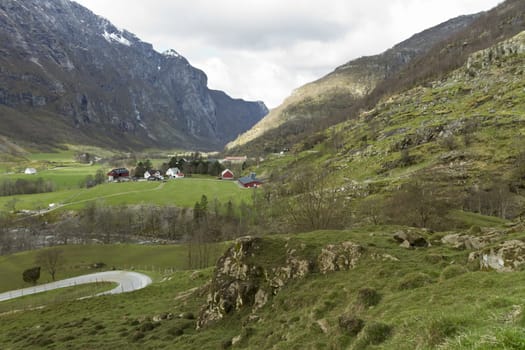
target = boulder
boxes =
[441,234,483,250]
[394,231,429,248]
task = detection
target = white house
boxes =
[24,168,37,175]
[145,170,163,180]
[166,167,182,178]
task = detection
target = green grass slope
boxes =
[1,227,525,349]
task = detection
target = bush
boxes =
[167,327,184,337]
[357,288,381,307]
[469,225,482,234]
[354,322,392,347]
[180,312,195,320]
[338,315,364,336]
[131,331,145,342]
[425,317,462,346]
[22,266,40,285]
[138,321,157,332]
[398,272,433,290]
[440,265,468,281]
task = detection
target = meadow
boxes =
[0,243,227,293]
[1,227,525,349]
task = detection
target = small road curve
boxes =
[0,271,152,302]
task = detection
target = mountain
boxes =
[0,0,268,151]
[227,0,524,154]
[225,14,479,152]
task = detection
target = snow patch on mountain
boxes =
[102,30,131,46]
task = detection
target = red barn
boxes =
[238,173,263,188]
[107,168,130,181]
[221,169,234,180]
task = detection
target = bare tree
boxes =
[286,169,348,231]
[35,248,65,281]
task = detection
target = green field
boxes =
[0,178,254,212]
[0,243,227,293]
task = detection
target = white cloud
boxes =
[74,0,502,107]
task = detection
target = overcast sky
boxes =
[74,0,502,108]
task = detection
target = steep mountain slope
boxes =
[226,14,479,152]
[260,30,525,227]
[228,0,524,154]
[0,0,268,150]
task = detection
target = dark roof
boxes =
[108,168,129,175]
[238,173,263,185]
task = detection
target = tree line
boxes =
[0,178,55,197]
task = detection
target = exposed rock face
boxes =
[0,0,268,150]
[317,242,364,274]
[472,240,525,272]
[197,237,364,328]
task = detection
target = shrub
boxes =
[354,322,392,347]
[425,254,446,264]
[425,317,462,346]
[357,288,381,307]
[469,225,482,234]
[180,312,195,320]
[167,327,184,337]
[338,315,364,336]
[398,272,433,290]
[22,266,40,285]
[138,321,157,332]
[440,265,468,281]
[131,331,145,342]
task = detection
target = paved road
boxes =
[0,271,152,302]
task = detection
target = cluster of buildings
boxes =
[106,167,263,188]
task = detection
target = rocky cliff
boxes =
[0,0,268,150]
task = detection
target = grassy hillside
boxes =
[227,0,524,156]
[0,243,225,293]
[1,227,525,349]
[252,31,525,230]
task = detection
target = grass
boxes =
[0,227,524,348]
[0,282,117,314]
[0,243,227,293]
[0,177,253,212]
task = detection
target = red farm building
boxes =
[107,168,130,181]
[221,169,234,180]
[238,173,263,188]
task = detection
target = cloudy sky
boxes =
[74,0,502,108]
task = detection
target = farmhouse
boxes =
[238,173,263,188]
[166,167,184,179]
[107,168,129,181]
[221,169,234,180]
[24,167,37,175]
[145,170,163,181]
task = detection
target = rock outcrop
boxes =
[470,240,525,272]
[197,237,364,328]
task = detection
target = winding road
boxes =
[0,271,152,302]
